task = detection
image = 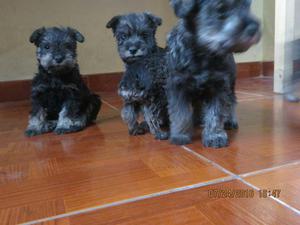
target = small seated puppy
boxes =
[167,0,261,148]
[25,27,101,136]
[107,12,169,140]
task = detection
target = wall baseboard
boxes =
[237,61,274,78]
[0,61,273,102]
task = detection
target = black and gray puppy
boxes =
[25,27,101,136]
[107,12,169,140]
[167,0,261,148]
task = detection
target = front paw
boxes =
[129,123,149,136]
[155,131,169,140]
[54,126,83,135]
[170,134,192,145]
[224,121,239,130]
[202,130,228,148]
[25,129,42,137]
[139,121,150,133]
[25,122,56,137]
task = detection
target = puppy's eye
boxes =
[119,33,127,41]
[64,43,72,49]
[141,32,148,39]
[44,44,50,50]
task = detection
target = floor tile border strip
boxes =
[21,176,234,225]
[102,98,300,216]
[240,160,300,178]
[236,91,270,97]
[238,97,273,102]
[102,99,119,111]
[181,146,300,216]
[22,99,238,225]
[240,178,300,215]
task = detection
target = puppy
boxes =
[167,0,261,148]
[107,12,169,140]
[26,27,101,136]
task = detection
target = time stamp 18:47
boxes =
[208,189,281,199]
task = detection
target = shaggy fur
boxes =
[25,27,101,136]
[167,0,261,148]
[107,12,169,140]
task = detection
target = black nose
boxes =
[54,55,64,63]
[246,23,259,37]
[129,47,138,55]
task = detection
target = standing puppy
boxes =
[26,27,101,136]
[167,0,261,148]
[107,12,169,140]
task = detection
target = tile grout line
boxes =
[240,178,300,215]
[181,146,237,177]
[236,91,271,97]
[238,97,273,102]
[21,176,235,225]
[240,160,300,178]
[102,99,119,111]
[23,98,236,224]
[103,97,300,216]
[181,145,300,216]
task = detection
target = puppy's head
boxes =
[107,12,162,63]
[30,27,85,73]
[170,0,261,54]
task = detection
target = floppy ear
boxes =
[68,27,85,43]
[106,16,121,32]
[145,12,162,27]
[170,0,196,18]
[29,27,46,46]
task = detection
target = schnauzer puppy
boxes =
[167,0,261,148]
[107,12,169,140]
[25,27,101,136]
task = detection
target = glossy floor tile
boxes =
[37,181,300,225]
[0,77,300,224]
[0,105,226,224]
[245,163,300,210]
[187,96,300,174]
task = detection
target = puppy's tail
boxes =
[87,94,102,124]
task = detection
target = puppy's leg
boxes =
[224,82,239,130]
[121,103,148,135]
[168,86,193,145]
[25,107,56,137]
[224,102,239,130]
[202,93,230,148]
[86,94,102,124]
[143,104,169,140]
[193,101,203,127]
[55,102,87,135]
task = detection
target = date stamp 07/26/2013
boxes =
[208,189,282,199]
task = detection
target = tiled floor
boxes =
[0,77,300,225]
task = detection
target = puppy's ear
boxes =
[170,0,196,18]
[145,12,162,27]
[30,27,46,46]
[68,27,85,43]
[106,16,121,31]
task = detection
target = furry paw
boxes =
[285,94,300,103]
[25,129,42,137]
[129,123,149,136]
[25,121,57,137]
[170,134,192,145]
[138,121,150,133]
[54,126,83,135]
[224,121,239,130]
[202,130,228,148]
[155,131,169,140]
